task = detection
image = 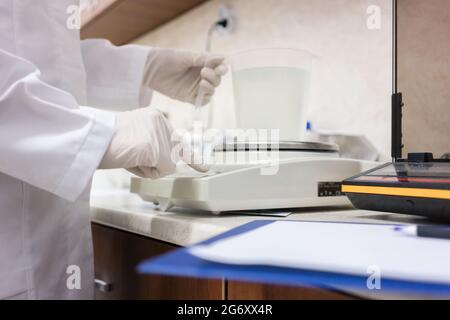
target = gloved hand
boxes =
[172,127,211,173]
[99,108,177,179]
[143,48,228,106]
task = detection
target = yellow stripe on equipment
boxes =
[342,185,450,201]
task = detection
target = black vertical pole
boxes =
[393,0,398,94]
[391,0,403,161]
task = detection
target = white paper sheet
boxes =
[189,221,450,285]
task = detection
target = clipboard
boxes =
[137,220,450,296]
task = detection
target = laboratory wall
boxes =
[398,0,450,157]
[133,0,393,157]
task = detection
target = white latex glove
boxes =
[172,127,211,173]
[99,108,177,179]
[143,48,228,106]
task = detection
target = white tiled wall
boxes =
[134,0,393,156]
[398,0,450,156]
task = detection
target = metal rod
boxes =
[391,0,403,161]
[393,0,398,94]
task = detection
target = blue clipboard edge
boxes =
[137,220,450,297]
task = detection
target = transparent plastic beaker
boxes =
[229,48,315,141]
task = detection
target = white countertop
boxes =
[90,190,426,247]
[90,190,439,299]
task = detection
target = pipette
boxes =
[190,87,207,171]
[193,87,205,123]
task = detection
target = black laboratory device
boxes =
[341,0,450,221]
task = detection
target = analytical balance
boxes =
[130,46,380,214]
[131,141,378,214]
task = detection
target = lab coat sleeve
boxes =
[81,39,153,111]
[0,49,115,202]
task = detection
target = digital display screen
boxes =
[351,163,450,186]
[366,163,450,178]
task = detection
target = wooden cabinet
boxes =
[227,282,353,300]
[92,223,354,300]
[92,223,224,299]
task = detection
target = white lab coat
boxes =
[0,0,152,299]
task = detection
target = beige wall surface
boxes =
[134,0,392,156]
[398,0,450,157]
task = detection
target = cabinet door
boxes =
[92,223,224,300]
[92,223,126,300]
[227,281,354,300]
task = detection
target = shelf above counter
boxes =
[80,0,208,45]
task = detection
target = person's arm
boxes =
[81,40,228,111]
[0,48,115,202]
[80,40,228,173]
[81,39,153,111]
